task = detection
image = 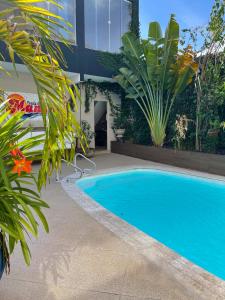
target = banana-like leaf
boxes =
[148,22,162,41]
[116,15,198,147]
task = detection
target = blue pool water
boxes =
[76,169,225,280]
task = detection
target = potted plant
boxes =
[80,120,95,157]
[111,104,126,142]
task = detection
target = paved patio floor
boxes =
[0,153,222,300]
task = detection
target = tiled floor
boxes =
[1,153,223,300]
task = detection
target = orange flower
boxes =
[10,148,24,158]
[177,45,198,75]
[10,149,17,156]
[12,159,32,176]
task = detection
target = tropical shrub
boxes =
[0,105,48,272]
[111,103,127,130]
[80,120,95,147]
[172,114,191,150]
[0,0,84,273]
[177,0,225,152]
[115,15,198,147]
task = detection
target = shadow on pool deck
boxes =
[0,153,217,300]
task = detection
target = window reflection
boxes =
[55,0,76,42]
[96,0,109,51]
[110,0,121,53]
[85,0,132,53]
[84,0,97,49]
[37,0,76,44]
[122,0,132,36]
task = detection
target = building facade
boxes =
[0,0,139,151]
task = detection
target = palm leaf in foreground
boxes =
[0,103,49,269]
[0,0,86,271]
[0,0,86,188]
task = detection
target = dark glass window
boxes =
[110,0,121,53]
[56,0,76,43]
[85,0,131,53]
[84,0,97,49]
[37,0,76,44]
[96,0,110,51]
[121,0,132,36]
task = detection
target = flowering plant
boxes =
[0,0,84,276]
[10,148,32,176]
[0,106,48,274]
[81,120,95,146]
[173,114,192,150]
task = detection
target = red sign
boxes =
[7,93,41,114]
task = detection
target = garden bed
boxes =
[111,142,225,176]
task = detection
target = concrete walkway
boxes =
[0,153,219,300]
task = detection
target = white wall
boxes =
[1,72,38,94]
[77,86,121,151]
[1,69,121,152]
[0,65,80,93]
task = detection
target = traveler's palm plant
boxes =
[0,0,84,272]
[115,15,198,146]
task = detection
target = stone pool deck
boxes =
[1,153,224,300]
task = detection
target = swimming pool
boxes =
[76,169,225,281]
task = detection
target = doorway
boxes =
[94,101,107,150]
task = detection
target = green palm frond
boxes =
[0,0,86,187]
[0,103,49,268]
[0,0,86,270]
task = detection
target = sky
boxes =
[140,0,215,38]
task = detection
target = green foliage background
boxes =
[99,0,225,153]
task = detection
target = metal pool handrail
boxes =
[56,153,96,182]
[74,153,96,175]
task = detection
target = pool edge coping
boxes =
[61,165,225,300]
